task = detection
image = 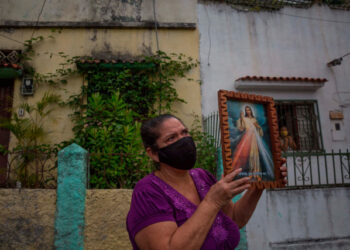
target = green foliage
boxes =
[77,51,198,119]
[66,51,199,188]
[13,29,201,189]
[20,31,79,87]
[0,93,61,188]
[71,92,152,188]
[190,116,218,175]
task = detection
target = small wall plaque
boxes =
[329,110,343,120]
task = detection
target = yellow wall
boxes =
[85,189,133,249]
[0,189,134,249]
[1,28,201,148]
[0,189,56,249]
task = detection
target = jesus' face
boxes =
[245,106,253,117]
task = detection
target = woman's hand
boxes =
[204,168,251,210]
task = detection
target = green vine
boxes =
[0,93,62,188]
[67,51,200,188]
[1,31,216,189]
[0,31,78,188]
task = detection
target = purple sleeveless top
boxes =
[126,168,240,249]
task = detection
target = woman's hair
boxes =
[244,106,254,118]
[141,114,184,151]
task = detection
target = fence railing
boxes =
[3,142,349,189]
[0,151,57,188]
[284,150,350,188]
[203,111,221,148]
[203,112,350,188]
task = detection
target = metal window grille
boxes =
[275,100,323,152]
[203,111,221,149]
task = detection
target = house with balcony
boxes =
[198,0,350,249]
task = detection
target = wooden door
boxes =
[0,79,14,185]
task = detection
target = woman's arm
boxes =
[222,188,263,228]
[222,161,287,228]
[135,169,251,250]
[135,198,220,250]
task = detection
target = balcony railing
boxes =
[203,112,350,188]
[284,150,350,188]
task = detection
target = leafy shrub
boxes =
[67,51,199,188]
[0,93,61,188]
[72,92,152,188]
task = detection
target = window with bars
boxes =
[275,100,323,151]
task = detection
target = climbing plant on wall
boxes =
[1,30,216,189]
[0,31,76,188]
[67,51,205,188]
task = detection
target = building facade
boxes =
[198,1,350,249]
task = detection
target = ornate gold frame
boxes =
[218,90,284,189]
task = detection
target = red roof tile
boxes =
[237,76,327,83]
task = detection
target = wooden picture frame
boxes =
[218,90,284,189]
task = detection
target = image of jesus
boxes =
[230,104,274,181]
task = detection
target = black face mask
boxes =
[157,136,197,170]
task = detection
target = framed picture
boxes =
[218,90,284,189]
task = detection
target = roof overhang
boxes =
[235,76,327,91]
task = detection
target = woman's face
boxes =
[245,106,252,116]
[155,118,189,149]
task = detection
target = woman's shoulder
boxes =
[133,173,157,193]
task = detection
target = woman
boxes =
[127,114,287,249]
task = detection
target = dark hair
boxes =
[141,114,184,151]
[244,106,254,118]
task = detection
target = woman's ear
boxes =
[146,147,159,163]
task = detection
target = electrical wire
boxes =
[205,5,212,66]
[0,32,71,59]
[0,33,24,45]
[152,0,163,114]
[278,12,350,24]
[152,0,160,52]
[341,52,350,58]
[31,0,48,38]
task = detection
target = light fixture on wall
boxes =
[327,52,350,67]
[21,76,34,96]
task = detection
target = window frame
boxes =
[275,99,324,153]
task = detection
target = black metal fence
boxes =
[0,151,57,188]
[285,150,350,188]
[203,112,350,188]
[203,111,221,149]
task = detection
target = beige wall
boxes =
[0,189,134,249]
[85,189,133,250]
[0,27,201,148]
[0,0,197,26]
[0,189,56,249]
